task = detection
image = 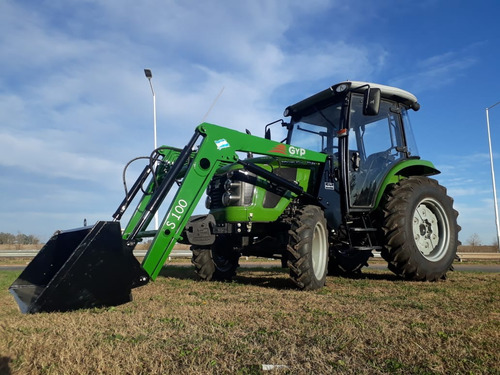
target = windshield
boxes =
[288,101,343,154]
[401,109,419,157]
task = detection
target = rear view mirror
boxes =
[363,87,381,116]
[265,128,271,140]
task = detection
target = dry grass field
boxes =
[0,263,499,375]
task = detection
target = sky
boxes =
[0,0,499,245]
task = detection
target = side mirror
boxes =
[265,128,271,140]
[363,87,381,116]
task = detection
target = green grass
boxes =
[0,265,499,374]
[0,270,19,291]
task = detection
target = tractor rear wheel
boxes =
[380,176,459,281]
[191,236,239,281]
[287,205,329,290]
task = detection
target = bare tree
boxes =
[0,232,16,244]
[466,233,482,247]
[0,232,40,245]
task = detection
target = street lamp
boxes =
[144,68,159,231]
[144,69,157,152]
[486,101,500,251]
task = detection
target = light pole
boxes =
[144,69,159,231]
[486,101,500,251]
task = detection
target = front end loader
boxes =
[10,81,459,313]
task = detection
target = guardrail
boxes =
[0,249,192,259]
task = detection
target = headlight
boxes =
[222,192,239,206]
[222,192,231,206]
[224,178,233,191]
[205,195,212,209]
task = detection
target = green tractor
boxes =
[10,81,459,313]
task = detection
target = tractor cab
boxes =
[284,81,422,211]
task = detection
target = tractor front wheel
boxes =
[191,236,239,281]
[191,246,216,280]
[287,205,329,290]
[380,176,459,281]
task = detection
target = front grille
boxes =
[208,176,226,209]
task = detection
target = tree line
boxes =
[466,233,499,249]
[0,232,40,245]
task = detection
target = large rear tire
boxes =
[380,176,459,281]
[287,205,329,290]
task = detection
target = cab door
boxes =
[347,94,406,208]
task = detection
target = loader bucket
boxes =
[9,221,149,314]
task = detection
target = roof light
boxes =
[335,83,348,93]
[337,129,348,137]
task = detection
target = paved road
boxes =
[0,266,26,271]
[1,262,498,273]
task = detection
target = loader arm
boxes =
[124,122,327,280]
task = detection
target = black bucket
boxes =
[9,221,149,313]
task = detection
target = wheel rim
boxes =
[412,197,450,262]
[212,250,237,273]
[312,221,328,279]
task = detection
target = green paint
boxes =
[133,123,326,280]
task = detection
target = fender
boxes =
[374,159,440,209]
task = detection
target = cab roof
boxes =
[348,81,418,107]
[284,81,420,118]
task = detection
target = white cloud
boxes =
[0,0,388,148]
[389,50,477,94]
[0,132,121,183]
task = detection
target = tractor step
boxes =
[351,246,382,251]
[349,227,377,232]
